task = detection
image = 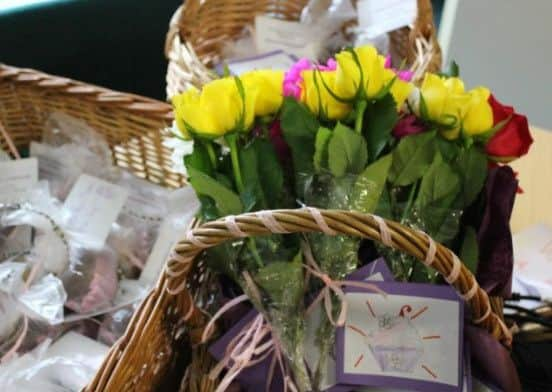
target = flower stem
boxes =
[355,100,368,134]
[225,133,244,194]
[203,139,217,169]
[401,179,420,224]
[246,238,263,268]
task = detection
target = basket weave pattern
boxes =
[87,209,510,391]
[0,64,183,188]
[165,0,443,96]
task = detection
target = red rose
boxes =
[486,95,533,161]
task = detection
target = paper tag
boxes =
[0,158,38,203]
[64,174,128,248]
[255,15,326,59]
[219,50,297,76]
[357,0,417,38]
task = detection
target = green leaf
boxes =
[184,141,213,176]
[352,154,393,213]
[255,252,304,311]
[240,184,259,212]
[327,123,368,177]
[364,94,399,161]
[453,146,488,208]
[197,195,220,222]
[280,98,319,194]
[240,143,265,210]
[375,186,393,218]
[460,226,479,274]
[314,127,332,172]
[449,61,460,77]
[436,137,460,162]
[415,154,461,209]
[187,166,243,217]
[472,116,511,144]
[239,139,284,210]
[438,60,460,78]
[255,139,284,209]
[389,131,436,186]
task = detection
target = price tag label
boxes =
[64,174,128,248]
[0,158,38,203]
[357,0,417,38]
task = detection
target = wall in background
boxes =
[439,0,552,129]
[0,0,180,100]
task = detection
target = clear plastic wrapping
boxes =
[62,246,119,315]
[43,112,112,164]
[107,172,169,278]
[0,332,108,392]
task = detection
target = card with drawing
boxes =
[336,282,464,392]
[305,259,395,391]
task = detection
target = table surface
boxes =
[510,127,552,233]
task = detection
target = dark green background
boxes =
[0,0,180,100]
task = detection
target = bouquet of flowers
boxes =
[167,45,532,391]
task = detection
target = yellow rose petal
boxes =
[463,87,493,135]
[241,70,284,116]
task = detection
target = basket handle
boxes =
[165,208,512,347]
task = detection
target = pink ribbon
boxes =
[302,241,385,326]
[204,300,298,392]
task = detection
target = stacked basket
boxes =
[164,0,442,96]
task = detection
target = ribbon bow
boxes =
[302,241,385,326]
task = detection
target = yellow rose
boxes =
[241,70,284,116]
[172,77,256,137]
[463,87,493,135]
[301,70,351,120]
[384,69,414,108]
[335,46,413,108]
[420,73,471,139]
[335,46,385,99]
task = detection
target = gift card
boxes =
[336,282,464,392]
[305,259,394,391]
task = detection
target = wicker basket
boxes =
[0,64,183,188]
[1,65,511,391]
[165,0,443,97]
[88,209,511,392]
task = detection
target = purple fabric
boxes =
[476,166,518,297]
[466,325,520,392]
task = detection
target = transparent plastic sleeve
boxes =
[0,332,108,392]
